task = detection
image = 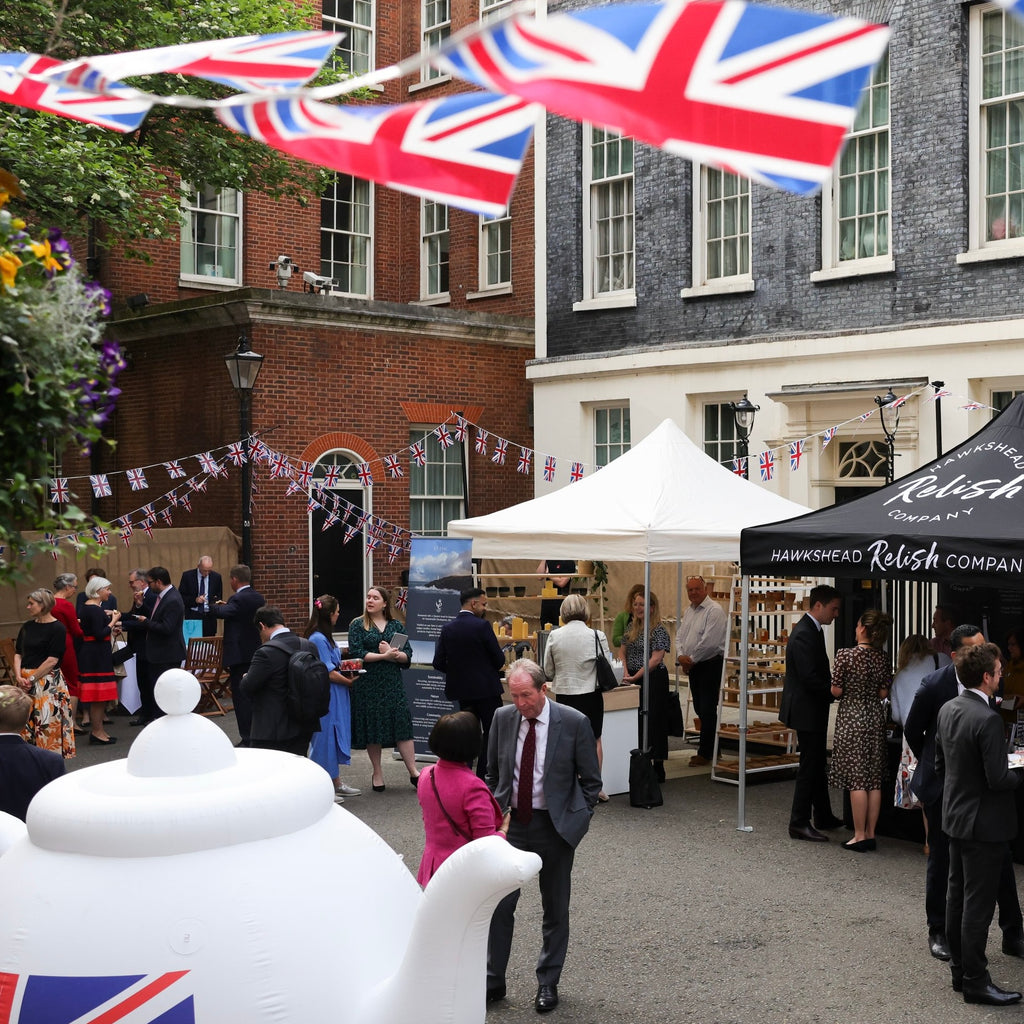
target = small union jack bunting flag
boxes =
[383,453,403,479]
[434,424,454,449]
[475,429,489,455]
[306,498,321,514]
[452,416,468,443]
[294,461,313,489]
[140,517,154,538]
[788,440,805,471]
[396,587,408,611]
[164,460,186,479]
[90,474,111,498]
[227,441,247,466]
[387,543,401,565]
[356,462,374,487]
[270,452,291,479]
[857,409,875,422]
[246,437,263,462]
[141,502,155,518]
[962,401,986,411]
[891,394,908,409]
[492,438,508,465]
[927,388,952,402]
[160,507,173,525]
[198,452,218,475]
[126,467,148,490]
[366,534,382,553]
[821,426,837,451]
[322,511,339,531]
[731,457,747,477]
[192,476,208,493]
[355,510,370,529]
[120,522,133,547]
[517,447,532,474]
[570,461,585,482]
[92,525,109,546]
[180,494,193,512]
[44,533,59,559]
[285,480,303,497]
[322,464,341,487]
[759,450,775,482]
[343,523,359,544]
[543,455,557,482]
[409,442,427,468]
[50,478,69,503]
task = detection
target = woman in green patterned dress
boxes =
[347,586,420,792]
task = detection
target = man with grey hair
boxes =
[179,555,222,636]
[486,658,601,1013]
[0,685,64,820]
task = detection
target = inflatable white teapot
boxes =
[0,670,540,1023]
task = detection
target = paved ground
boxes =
[68,713,1023,1024]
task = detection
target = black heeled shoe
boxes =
[89,734,117,746]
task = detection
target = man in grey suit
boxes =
[486,658,601,1014]
[936,642,1022,1006]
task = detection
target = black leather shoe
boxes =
[129,717,152,727]
[962,983,1022,1005]
[485,984,506,1004]
[535,984,559,1013]
[1002,935,1024,957]
[788,824,828,842]
[929,930,952,961]
[88,734,117,745]
[814,816,845,831]
[951,977,963,993]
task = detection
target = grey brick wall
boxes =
[544,1,1021,359]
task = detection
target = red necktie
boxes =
[517,719,537,824]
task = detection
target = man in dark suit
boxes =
[905,624,1024,962]
[210,564,265,747]
[178,556,223,637]
[433,587,505,778]
[241,605,317,756]
[118,567,158,723]
[779,584,842,842]
[137,566,187,721]
[486,658,601,1014]
[0,685,64,821]
[936,642,1022,1006]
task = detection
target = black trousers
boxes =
[790,728,834,827]
[688,655,723,759]
[456,695,503,780]
[228,664,252,745]
[488,809,575,987]
[925,797,1022,937]
[948,837,1009,987]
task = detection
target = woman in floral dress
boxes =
[347,586,419,791]
[14,588,74,758]
[828,609,893,852]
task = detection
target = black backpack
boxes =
[268,637,331,727]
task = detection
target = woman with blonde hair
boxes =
[620,588,672,783]
[829,608,893,851]
[612,583,645,649]
[77,576,120,745]
[14,588,74,757]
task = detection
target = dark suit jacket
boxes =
[486,698,601,849]
[144,585,187,666]
[120,587,158,661]
[779,613,833,732]
[210,586,265,668]
[432,610,505,702]
[178,568,223,634]
[241,630,315,744]
[904,662,959,805]
[0,733,64,821]
[936,690,1019,843]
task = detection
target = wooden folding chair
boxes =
[0,637,19,686]
[184,636,231,716]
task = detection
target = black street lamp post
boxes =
[729,393,760,479]
[224,331,264,567]
[874,387,900,485]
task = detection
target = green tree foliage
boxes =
[0,0,342,254]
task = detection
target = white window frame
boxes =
[960,2,1024,264]
[702,402,743,467]
[320,174,373,298]
[468,206,512,298]
[420,0,451,84]
[179,184,242,285]
[574,123,636,311]
[321,0,375,76]
[594,405,631,468]
[409,429,465,537]
[419,199,450,303]
[812,52,894,282]
[681,164,753,299]
[481,0,515,18]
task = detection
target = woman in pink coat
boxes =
[417,711,508,886]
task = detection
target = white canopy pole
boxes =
[737,574,752,832]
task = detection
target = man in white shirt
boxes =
[675,576,728,767]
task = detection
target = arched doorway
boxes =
[309,452,369,628]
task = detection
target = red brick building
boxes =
[76,0,535,626]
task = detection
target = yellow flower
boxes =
[0,249,21,290]
[28,238,62,275]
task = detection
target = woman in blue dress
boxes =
[304,594,361,802]
[347,586,420,792]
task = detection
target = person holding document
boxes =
[347,586,419,792]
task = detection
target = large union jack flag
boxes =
[0,53,151,132]
[41,31,339,96]
[434,0,890,194]
[0,969,194,1023]
[216,90,537,215]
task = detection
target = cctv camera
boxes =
[302,271,339,294]
[269,255,297,288]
